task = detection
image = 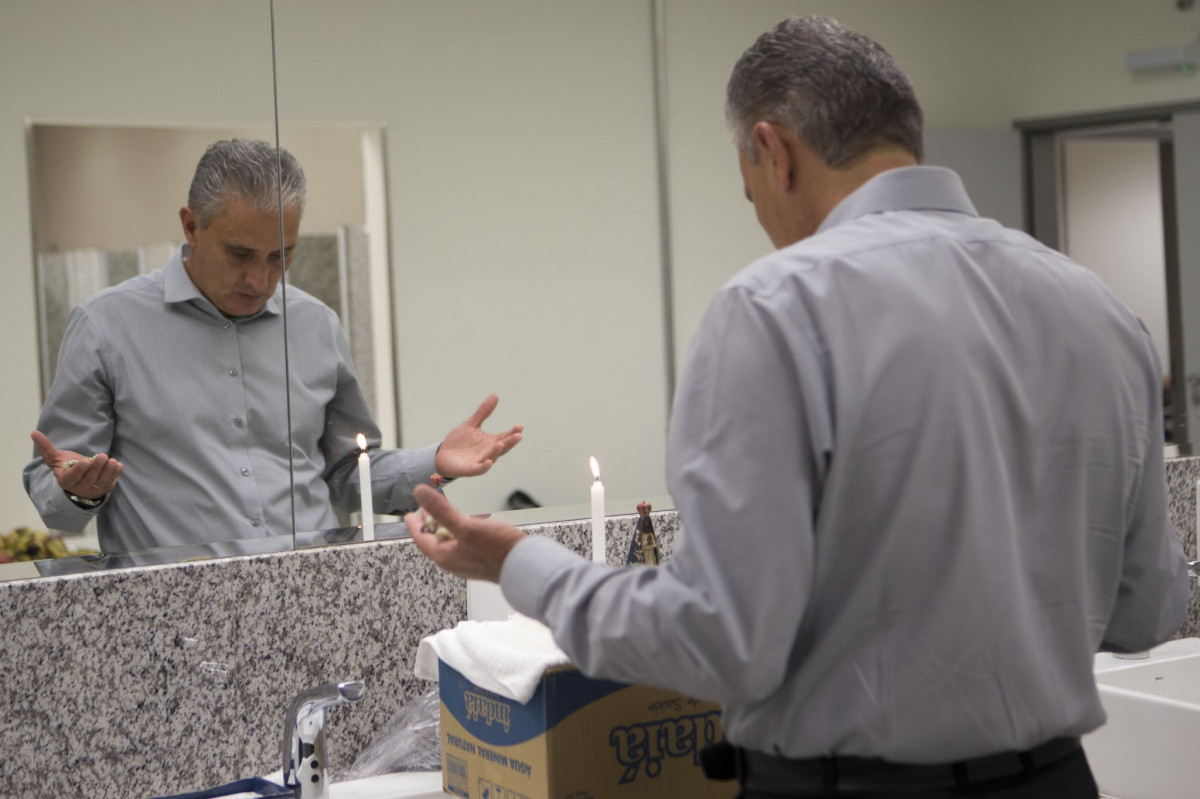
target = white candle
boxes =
[590,456,605,563]
[357,433,374,542]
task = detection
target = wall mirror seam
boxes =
[6,0,1199,581]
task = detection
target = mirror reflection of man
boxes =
[404,17,1189,799]
[24,139,522,554]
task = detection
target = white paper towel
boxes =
[413,614,570,704]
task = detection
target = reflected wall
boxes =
[272,1,670,517]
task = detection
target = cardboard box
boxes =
[438,660,738,799]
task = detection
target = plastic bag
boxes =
[344,688,442,779]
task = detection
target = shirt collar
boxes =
[163,242,283,319]
[817,166,979,235]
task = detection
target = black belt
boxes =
[707,737,1081,794]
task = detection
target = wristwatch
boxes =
[65,491,105,509]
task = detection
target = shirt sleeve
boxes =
[22,307,114,532]
[1100,374,1190,651]
[502,286,829,704]
[318,327,440,515]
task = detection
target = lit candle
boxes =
[590,456,605,563]
[357,433,374,542]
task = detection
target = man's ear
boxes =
[753,121,795,192]
[179,207,199,243]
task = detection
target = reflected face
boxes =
[180,195,300,317]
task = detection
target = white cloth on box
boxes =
[413,614,569,704]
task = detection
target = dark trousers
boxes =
[735,747,1098,799]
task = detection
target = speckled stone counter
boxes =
[0,511,679,799]
[0,463,1194,799]
[1164,456,1200,640]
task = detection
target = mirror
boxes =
[3,0,288,571]
[6,0,1199,579]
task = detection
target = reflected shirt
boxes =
[24,244,437,553]
[501,167,1190,763]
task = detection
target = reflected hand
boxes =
[434,394,524,478]
[31,430,124,501]
[406,484,525,582]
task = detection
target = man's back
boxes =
[689,166,1188,760]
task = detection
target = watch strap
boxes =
[65,491,105,509]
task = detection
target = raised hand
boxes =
[406,484,526,582]
[31,430,124,501]
[433,394,524,478]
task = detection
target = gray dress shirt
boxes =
[502,167,1190,763]
[24,244,437,553]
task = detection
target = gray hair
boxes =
[187,139,307,226]
[726,17,924,167]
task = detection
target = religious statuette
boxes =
[625,500,661,566]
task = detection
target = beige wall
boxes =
[4,0,1200,531]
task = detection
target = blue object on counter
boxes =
[150,776,295,799]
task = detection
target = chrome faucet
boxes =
[1190,560,1199,578]
[282,680,365,799]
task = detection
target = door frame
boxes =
[1017,102,1200,454]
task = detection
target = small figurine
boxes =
[625,501,661,566]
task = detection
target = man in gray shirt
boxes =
[25,139,522,554]
[406,17,1189,799]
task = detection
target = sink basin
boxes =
[330,771,445,798]
[1084,637,1200,799]
[237,770,444,799]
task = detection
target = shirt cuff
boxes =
[381,442,441,513]
[500,535,586,619]
[52,487,105,516]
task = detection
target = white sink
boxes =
[248,770,445,798]
[1084,638,1200,799]
[330,770,445,798]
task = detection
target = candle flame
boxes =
[356,433,367,451]
[590,456,600,480]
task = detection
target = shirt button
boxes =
[251,518,261,527]
[234,418,244,428]
[223,322,231,329]
[241,467,250,476]
[229,368,239,376]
